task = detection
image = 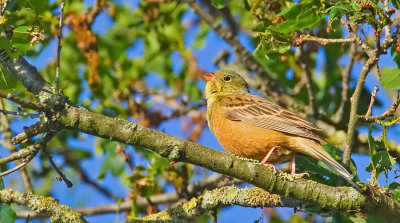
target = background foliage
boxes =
[0,0,400,222]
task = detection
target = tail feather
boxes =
[295,138,361,192]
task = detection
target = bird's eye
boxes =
[224,76,231,82]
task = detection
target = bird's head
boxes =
[202,70,249,99]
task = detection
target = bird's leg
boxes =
[290,153,309,177]
[260,146,276,170]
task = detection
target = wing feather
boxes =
[221,94,324,142]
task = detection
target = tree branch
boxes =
[0,100,34,192]
[16,174,240,218]
[55,103,400,222]
[360,90,400,123]
[129,186,292,222]
[0,189,87,222]
[342,24,396,166]
[1,49,399,222]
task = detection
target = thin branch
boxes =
[17,174,240,218]
[360,90,400,122]
[333,43,357,123]
[0,108,39,118]
[11,121,52,145]
[76,165,119,200]
[295,46,317,116]
[342,23,396,166]
[342,55,377,166]
[45,152,73,188]
[0,153,35,177]
[55,3,65,95]
[365,86,379,117]
[116,144,135,173]
[0,189,87,222]
[0,100,34,192]
[0,132,55,165]
[294,34,356,46]
[87,0,107,26]
[0,89,52,112]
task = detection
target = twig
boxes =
[343,56,377,166]
[0,132,55,177]
[365,86,379,117]
[11,122,52,145]
[360,90,400,122]
[0,89,52,112]
[0,154,34,177]
[45,152,73,188]
[294,34,356,46]
[87,0,107,26]
[0,99,34,192]
[115,144,135,173]
[294,46,317,116]
[342,23,396,166]
[0,108,39,118]
[0,132,55,166]
[333,43,357,123]
[55,3,65,95]
[76,166,119,200]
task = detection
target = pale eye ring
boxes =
[224,76,231,82]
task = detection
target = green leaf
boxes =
[277,1,324,33]
[385,182,400,200]
[393,0,400,10]
[0,204,16,223]
[11,26,31,54]
[254,28,292,57]
[380,67,400,89]
[211,0,226,9]
[373,151,392,179]
[69,149,92,159]
[296,156,339,181]
[351,1,361,11]
[98,141,126,179]
[192,22,210,48]
[329,5,352,20]
[332,212,355,223]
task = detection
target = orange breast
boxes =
[211,107,293,163]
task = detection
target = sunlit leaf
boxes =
[0,204,16,223]
[380,67,400,89]
[211,0,226,9]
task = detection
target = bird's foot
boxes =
[261,161,276,170]
[290,170,309,177]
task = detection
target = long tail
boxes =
[295,138,361,192]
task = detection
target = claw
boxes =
[290,152,309,177]
[261,162,276,170]
[290,171,309,177]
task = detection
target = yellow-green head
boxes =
[202,70,249,100]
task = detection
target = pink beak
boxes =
[202,72,216,82]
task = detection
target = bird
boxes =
[202,70,360,190]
